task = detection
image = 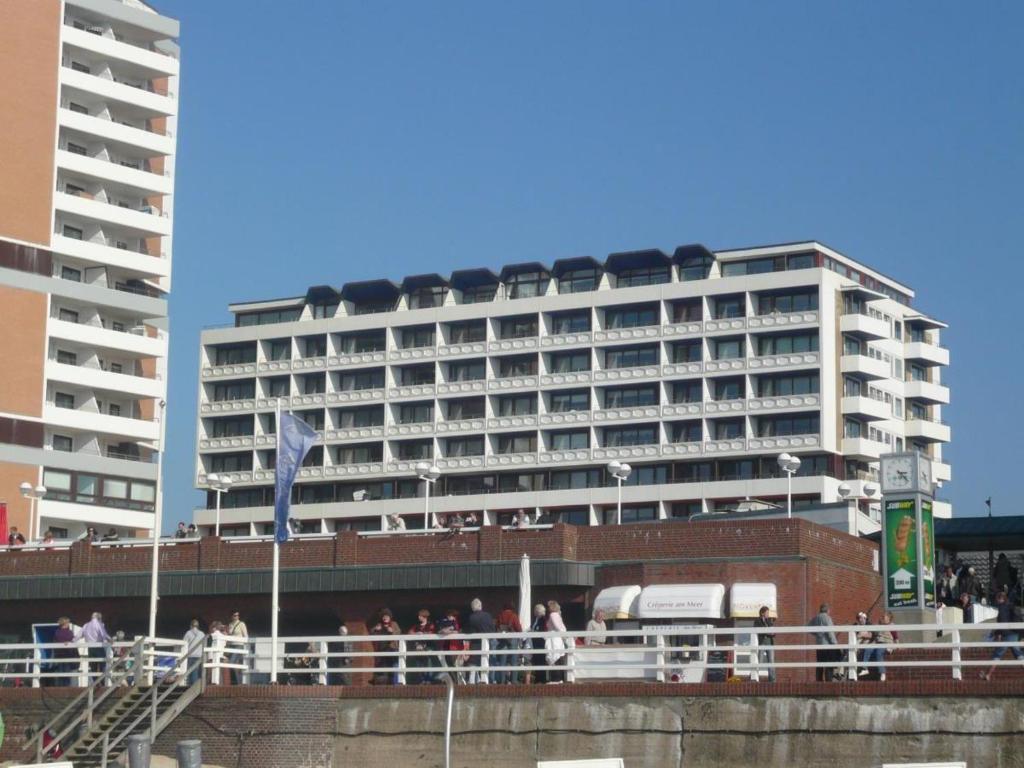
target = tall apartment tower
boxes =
[0,0,179,540]
[194,242,951,536]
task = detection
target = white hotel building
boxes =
[194,242,951,535]
[0,0,178,539]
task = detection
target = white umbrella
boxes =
[517,553,531,631]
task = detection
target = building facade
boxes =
[0,0,179,540]
[195,242,950,535]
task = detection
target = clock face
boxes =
[918,458,932,490]
[882,456,914,491]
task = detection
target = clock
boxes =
[881,455,914,493]
[918,456,932,494]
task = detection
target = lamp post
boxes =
[607,461,632,525]
[208,473,233,537]
[416,462,441,529]
[19,482,47,541]
[777,453,801,519]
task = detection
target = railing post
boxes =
[951,628,962,681]
[480,638,489,684]
[397,639,407,686]
[209,643,222,686]
[151,675,158,739]
[88,682,95,728]
[317,640,328,686]
[655,633,666,683]
[565,639,575,684]
[749,633,760,682]
[846,631,858,682]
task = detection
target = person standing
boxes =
[465,598,495,684]
[959,567,983,603]
[225,611,248,685]
[78,612,111,684]
[584,609,608,646]
[494,604,523,683]
[872,612,897,682]
[7,527,25,546]
[369,609,401,684]
[808,603,838,682]
[436,608,465,682]
[981,591,1023,681]
[409,609,437,684]
[183,619,205,685]
[327,625,351,686]
[174,522,188,539]
[545,601,568,683]
[52,617,78,687]
[753,606,776,683]
[529,604,548,684]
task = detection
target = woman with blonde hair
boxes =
[545,600,568,683]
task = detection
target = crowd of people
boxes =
[937,554,1024,607]
[806,604,899,682]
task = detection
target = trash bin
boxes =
[177,739,202,768]
[127,734,151,768]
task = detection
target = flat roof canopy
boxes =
[592,584,641,620]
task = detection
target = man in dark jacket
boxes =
[959,567,983,603]
[465,598,495,684]
[754,606,776,682]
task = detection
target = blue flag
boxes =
[274,411,318,544]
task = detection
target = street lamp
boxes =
[777,453,801,519]
[416,461,441,529]
[19,482,46,541]
[208,473,233,537]
[837,483,852,501]
[607,461,632,525]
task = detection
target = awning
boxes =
[636,583,725,620]
[730,582,777,618]
[592,585,641,620]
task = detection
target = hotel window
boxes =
[497,472,545,493]
[396,439,433,460]
[409,286,446,309]
[909,364,928,382]
[211,416,254,438]
[235,308,302,326]
[448,320,486,344]
[311,303,337,319]
[215,343,256,365]
[461,283,497,304]
[550,310,591,335]
[604,344,658,369]
[401,364,435,386]
[757,332,818,355]
[604,304,658,329]
[400,325,435,349]
[497,394,536,416]
[339,330,386,353]
[603,425,658,447]
[499,315,538,339]
[498,433,537,454]
[61,265,82,282]
[843,336,863,356]
[757,413,819,437]
[68,102,89,114]
[445,436,485,457]
[672,380,703,404]
[213,381,255,401]
[108,404,121,417]
[70,61,90,73]
[605,384,658,408]
[603,504,658,525]
[498,355,537,377]
[623,465,669,486]
[302,336,327,358]
[712,419,744,440]
[505,271,549,300]
[558,269,600,294]
[757,373,819,397]
[63,225,83,240]
[712,338,744,360]
[267,376,290,397]
[671,421,702,443]
[267,339,291,361]
[550,430,589,450]
[337,405,384,428]
[58,308,80,323]
[447,397,485,420]
[56,350,77,365]
[300,373,325,394]
[448,359,485,382]
[55,392,75,409]
[53,435,73,452]
[549,350,590,373]
[399,402,434,424]
[909,326,927,343]
[721,258,775,277]
[844,419,863,438]
[712,295,745,319]
[678,253,712,282]
[671,298,702,323]
[616,266,670,287]
[670,501,703,519]
[671,340,702,363]
[550,468,600,490]
[209,453,252,473]
[109,362,126,375]
[757,289,818,315]
[549,390,589,413]
[712,378,744,401]
[335,443,383,464]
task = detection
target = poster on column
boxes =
[885,498,919,609]
[921,499,935,606]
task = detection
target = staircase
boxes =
[32,638,204,767]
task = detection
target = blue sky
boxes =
[157,0,1023,527]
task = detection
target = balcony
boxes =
[904,379,950,404]
[44,403,158,441]
[202,362,256,379]
[46,359,163,399]
[841,436,887,460]
[904,341,950,367]
[434,417,486,434]
[592,444,662,461]
[325,426,385,442]
[389,346,437,362]
[934,461,952,483]
[58,107,174,155]
[437,341,487,357]
[63,25,180,78]
[322,461,383,478]
[56,148,172,196]
[662,321,703,338]
[703,399,746,415]
[841,395,891,421]
[840,354,889,380]
[436,379,486,396]
[387,421,435,437]
[54,191,171,237]
[48,317,166,358]
[703,357,747,374]
[747,433,821,451]
[328,350,386,368]
[538,410,592,427]
[748,351,820,372]
[748,394,820,414]
[326,388,385,405]
[51,233,169,280]
[592,326,660,344]
[840,313,890,339]
[487,451,539,468]
[539,370,592,388]
[748,311,819,331]
[487,414,539,431]
[61,65,176,116]
[592,365,660,384]
[539,332,592,349]
[592,405,660,423]
[199,398,255,415]
[388,383,436,400]
[704,317,747,334]
[487,375,538,392]
[661,402,702,418]
[436,455,486,471]
[198,435,255,452]
[488,337,538,353]
[904,418,951,443]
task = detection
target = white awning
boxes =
[636,583,725,620]
[592,585,641,620]
[730,582,777,618]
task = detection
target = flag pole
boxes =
[271,397,282,684]
[148,398,167,639]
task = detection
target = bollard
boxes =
[127,734,151,768]
[176,739,202,768]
